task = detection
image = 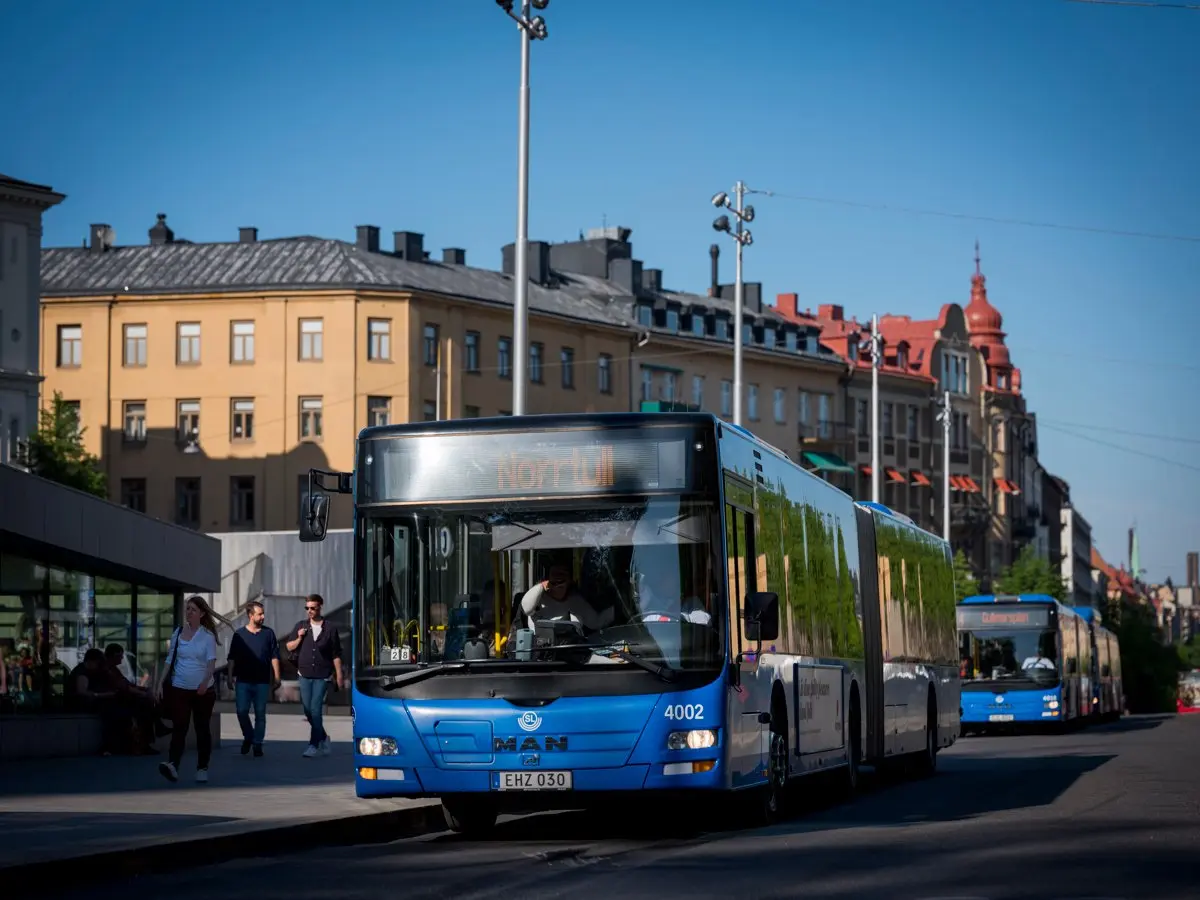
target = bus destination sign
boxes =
[360,429,693,503]
[957,606,1052,630]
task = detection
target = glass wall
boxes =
[0,551,180,713]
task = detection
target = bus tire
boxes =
[841,687,861,797]
[442,797,498,836]
[762,693,790,824]
[915,691,938,777]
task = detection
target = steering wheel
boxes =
[633,610,688,624]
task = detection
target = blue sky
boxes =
[2,0,1196,583]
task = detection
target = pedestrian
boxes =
[228,599,281,758]
[157,595,230,784]
[285,594,345,758]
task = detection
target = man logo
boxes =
[518,711,542,732]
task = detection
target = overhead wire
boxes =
[1035,418,1200,446]
[1037,421,1200,473]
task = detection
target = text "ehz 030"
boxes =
[494,736,568,752]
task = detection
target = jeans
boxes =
[166,686,217,769]
[298,675,329,747]
[235,681,271,746]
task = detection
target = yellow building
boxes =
[40,219,850,532]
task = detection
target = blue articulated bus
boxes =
[957,594,1090,732]
[299,412,960,833]
[1074,606,1124,722]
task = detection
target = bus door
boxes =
[724,475,767,786]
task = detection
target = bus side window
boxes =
[725,503,756,649]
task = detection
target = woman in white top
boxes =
[157,595,228,784]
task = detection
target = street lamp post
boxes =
[711,183,756,426]
[937,389,952,542]
[869,314,882,504]
[495,0,549,417]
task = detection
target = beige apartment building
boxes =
[39,219,845,532]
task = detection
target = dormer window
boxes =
[996,370,1008,390]
[848,337,859,361]
[693,315,706,337]
[637,304,653,327]
[742,324,752,346]
[665,308,679,332]
[785,331,798,352]
[897,346,908,368]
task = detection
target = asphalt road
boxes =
[77,714,1199,900]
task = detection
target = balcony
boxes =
[798,421,854,452]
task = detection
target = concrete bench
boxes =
[0,710,222,761]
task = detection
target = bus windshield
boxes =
[960,629,1060,688]
[358,495,724,679]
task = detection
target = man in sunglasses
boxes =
[285,594,345,758]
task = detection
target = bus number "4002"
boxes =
[664,703,704,720]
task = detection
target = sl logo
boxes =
[518,711,542,732]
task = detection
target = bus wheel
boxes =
[442,797,498,836]
[841,691,861,797]
[915,694,938,777]
[763,710,790,823]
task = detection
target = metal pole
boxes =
[732,181,745,427]
[870,314,880,503]
[942,390,952,542]
[435,339,442,421]
[511,0,532,416]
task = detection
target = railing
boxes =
[797,421,855,444]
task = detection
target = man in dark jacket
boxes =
[285,594,344,758]
[228,600,282,757]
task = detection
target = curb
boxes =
[2,801,447,890]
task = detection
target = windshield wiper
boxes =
[379,662,470,690]
[490,516,544,552]
[547,642,676,683]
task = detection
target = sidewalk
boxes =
[0,713,443,888]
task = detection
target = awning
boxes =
[802,451,855,474]
[885,467,906,484]
[911,471,931,487]
[861,465,872,476]
[949,475,965,491]
[960,476,981,493]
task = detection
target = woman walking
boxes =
[158,595,230,784]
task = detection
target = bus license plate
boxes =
[497,771,573,791]
[989,714,1014,722]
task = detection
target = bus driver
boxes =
[519,564,610,633]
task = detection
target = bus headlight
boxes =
[358,737,399,756]
[667,729,718,750]
[1045,700,1059,710]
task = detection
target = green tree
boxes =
[953,549,979,602]
[995,544,1067,602]
[1115,598,1181,713]
[27,391,107,498]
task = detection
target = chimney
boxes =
[148,213,174,246]
[608,258,643,295]
[709,244,720,297]
[777,293,799,316]
[501,241,552,284]
[818,304,844,322]
[744,283,762,313]
[442,248,466,265]
[642,268,663,293]
[393,231,424,261]
[239,227,258,243]
[356,225,380,253]
[88,224,113,254]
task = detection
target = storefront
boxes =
[0,465,220,722]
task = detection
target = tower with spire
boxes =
[964,241,1019,393]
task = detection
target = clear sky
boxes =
[2,0,1196,583]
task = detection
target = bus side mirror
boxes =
[299,489,330,543]
[744,591,779,643]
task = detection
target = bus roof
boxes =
[856,501,915,527]
[358,411,721,442]
[959,594,1087,618]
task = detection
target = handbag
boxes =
[160,627,182,700]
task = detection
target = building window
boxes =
[368,396,390,427]
[907,406,919,440]
[721,380,732,417]
[529,343,544,383]
[561,347,575,389]
[299,318,323,360]
[176,399,200,445]
[423,323,439,366]
[747,385,759,421]
[123,324,147,367]
[692,375,704,409]
[952,411,968,450]
[230,476,256,528]
[663,372,676,402]
[231,321,255,363]
[176,322,201,365]
[598,354,612,394]
[231,398,255,441]
[855,398,868,434]
[368,318,391,361]
[692,315,706,337]
[498,337,512,379]
[465,331,480,372]
[299,397,323,441]
[637,305,653,327]
[120,478,146,513]
[175,477,201,529]
[665,309,679,332]
[817,394,831,438]
[464,405,481,418]
[942,351,969,395]
[798,391,810,427]
[883,402,894,438]
[773,388,786,424]
[785,331,798,352]
[58,324,82,367]
[122,401,146,442]
[641,368,653,403]
[423,400,437,422]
